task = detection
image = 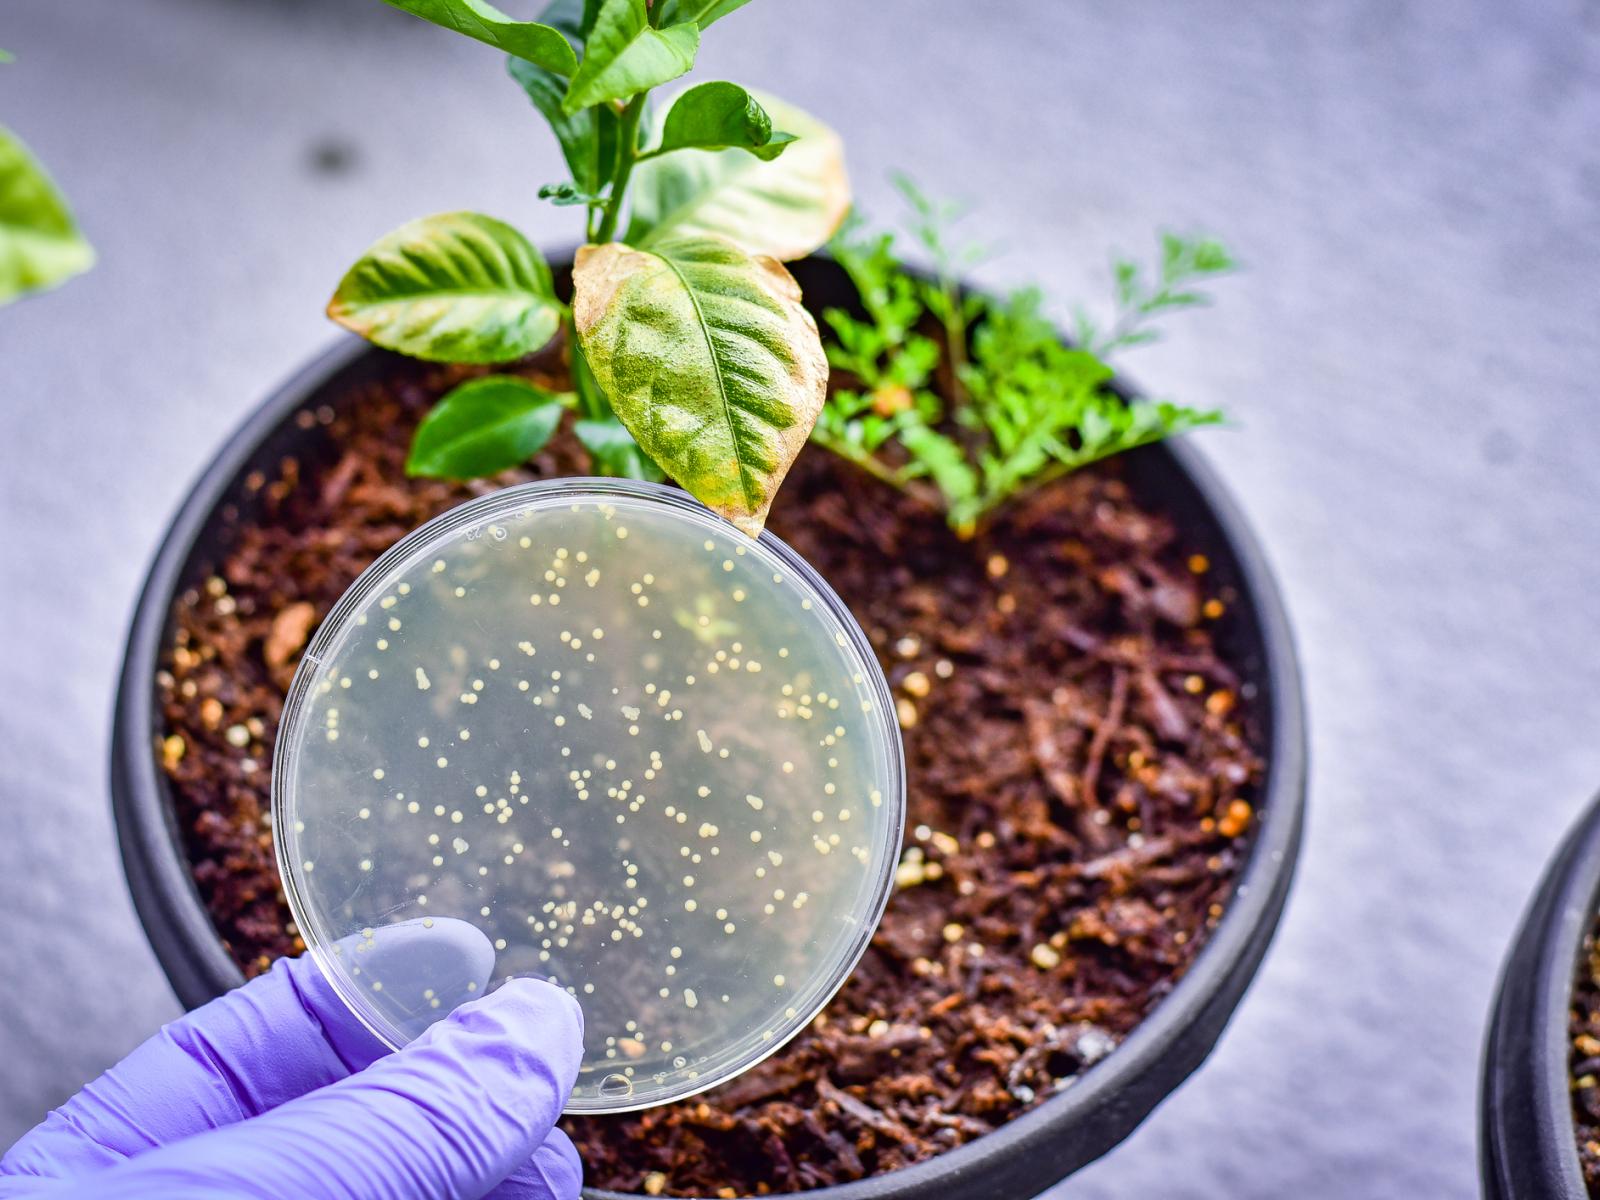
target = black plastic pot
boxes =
[112,256,1307,1199]
[1481,794,1600,1200]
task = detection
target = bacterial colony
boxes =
[276,485,903,1111]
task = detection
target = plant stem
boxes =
[810,432,899,486]
[809,429,945,510]
[938,274,970,401]
[941,302,970,413]
[595,93,648,243]
[568,315,610,422]
[975,443,1122,532]
[585,95,603,242]
[1095,308,1141,358]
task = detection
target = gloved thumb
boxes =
[53,978,584,1200]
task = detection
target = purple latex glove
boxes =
[0,919,584,1200]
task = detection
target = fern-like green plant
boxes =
[812,178,1233,535]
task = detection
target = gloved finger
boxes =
[483,1128,582,1200]
[44,978,583,1200]
[0,918,494,1186]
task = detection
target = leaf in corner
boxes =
[0,124,94,305]
[627,91,849,261]
[563,0,698,113]
[327,212,562,364]
[652,81,795,161]
[572,236,828,535]
[381,0,577,74]
[407,375,565,478]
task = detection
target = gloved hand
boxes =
[0,919,584,1200]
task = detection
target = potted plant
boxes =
[1482,792,1600,1200]
[111,1,1306,1195]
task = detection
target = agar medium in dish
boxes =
[273,479,905,1112]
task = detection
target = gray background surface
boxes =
[3,1,1598,1195]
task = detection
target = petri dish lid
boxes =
[273,479,905,1112]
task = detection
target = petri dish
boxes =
[273,479,905,1112]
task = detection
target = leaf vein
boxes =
[656,249,760,512]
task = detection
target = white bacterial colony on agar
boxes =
[274,481,904,1112]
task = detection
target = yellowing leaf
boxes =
[327,212,561,363]
[627,92,849,262]
[573,236,828,535]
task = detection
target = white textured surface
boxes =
[2,1,1599,1195]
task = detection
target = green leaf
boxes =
[1189,239,1235,274]
[407,375,565,478]
[897,422,978,508]
[0,49,14,64]
[1068,398,1223,470]
[381,0,577,73]
[0,125,94,306]
[1087,233,1236,356]
[627,91,850,261]
[327,212,562,364]
[507,55,618,195]
[658,0,753,27]
[651,81,795,161]
[575,416,665,480]
[572,235,828,535]
[811,188,1234,531]
[563,0,698,113]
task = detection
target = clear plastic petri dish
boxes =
[273,479,905,1112]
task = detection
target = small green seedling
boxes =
[814,176,1234,536]
[328,0,849,534]
[0,51,95,306]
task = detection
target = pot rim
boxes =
[112,267,1306,1199]
[1480,793,1600,1200]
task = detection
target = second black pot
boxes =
[1481,793,1600,1200]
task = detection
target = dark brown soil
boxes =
[1571,918,1600,1192]
[156,347,1262,1197]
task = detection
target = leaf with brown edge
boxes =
[572,235,827,536]
[626,92,850,262]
